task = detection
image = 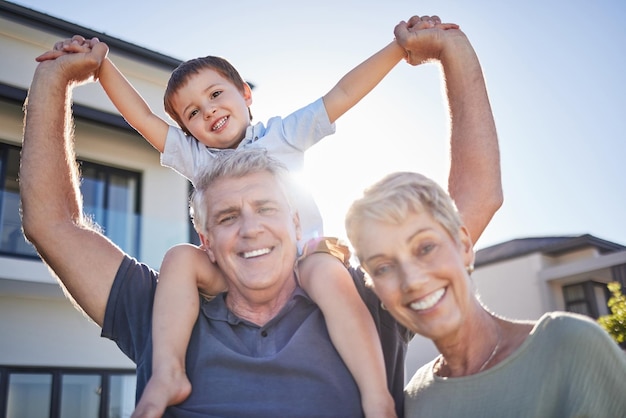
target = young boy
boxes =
[50,19,457,417]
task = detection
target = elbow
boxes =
[21,219,36,247]
[482,184,504,225]
[490,185,504,217]
[20,200,38,246]
[21,200,84,255]
[20,205,48,252]
[480,172,504,220]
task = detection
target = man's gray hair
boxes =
[190,149,294,236]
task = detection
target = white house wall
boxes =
[0,16,54,92]
[0,13,174,120]
[472,253,552,320]
[0,294,133,368]
[0,10,189,369]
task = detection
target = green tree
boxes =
[597,282,626,345]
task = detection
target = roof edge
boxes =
[0,82,134,132]
[0,0,182,70]
[475,234,626,267]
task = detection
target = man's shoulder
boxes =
[101,255,158,359]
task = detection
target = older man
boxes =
[20,16,501,418]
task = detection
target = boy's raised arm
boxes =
[321,40,405,124]
[322,18,460,125]
[42,36,171,153]
[98,56,170,153]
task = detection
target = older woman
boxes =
[345,172,626,417]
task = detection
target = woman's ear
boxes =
[458,225,475,269]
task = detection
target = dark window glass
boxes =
[0,146,37,257]
[81,161,141,258]
[563,280,610,319]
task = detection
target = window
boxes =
[80,161,142,258]
[60,374,101,418]
[0,145,37,257]
[108,375,136,418]
[0,367,136,418]
[563,280,610,319]
[6,373,52,418]
[0,143,142,259]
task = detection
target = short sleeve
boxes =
[101,255,158,363]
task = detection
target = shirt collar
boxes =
[238,121,265,148]
[204,121,266,154]
[200,284,311,326]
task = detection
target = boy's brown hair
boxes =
[164,56,251,135]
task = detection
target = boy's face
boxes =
[172,68,253,149]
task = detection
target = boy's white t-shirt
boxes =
[161,98,336,243]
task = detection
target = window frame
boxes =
[79,158,143,258]
[0,365,136,418]
[0,142,143,260]
[562,280,610,319]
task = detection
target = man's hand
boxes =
[394,15,461,66]
[34,35,108,85]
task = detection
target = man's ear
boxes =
[293,212,302,242]
[199,232,217,263]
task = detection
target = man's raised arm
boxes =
[396,16,503,244]
[20,40,125,326]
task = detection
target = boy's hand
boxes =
[34,35,108,84]
[394,15,460,66]
[35,35,103,62]
[33,35,108,85]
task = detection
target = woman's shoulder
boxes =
[536,311,601,329]
[405,358,438,395]
[531,311,610,345]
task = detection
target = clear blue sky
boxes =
[12,0,626,250]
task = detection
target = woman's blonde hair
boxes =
[345,172,462,261]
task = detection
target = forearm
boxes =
[22,64,83,243]
[441,32,503,243]
[323,40,405,123]
[99,58,168,152]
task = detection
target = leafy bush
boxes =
[598,282,626,345]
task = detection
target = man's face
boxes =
[200,171,301,300]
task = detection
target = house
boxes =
[1,1,625,416]
[0,1,189,416]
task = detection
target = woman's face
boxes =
[356,210,475,342]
